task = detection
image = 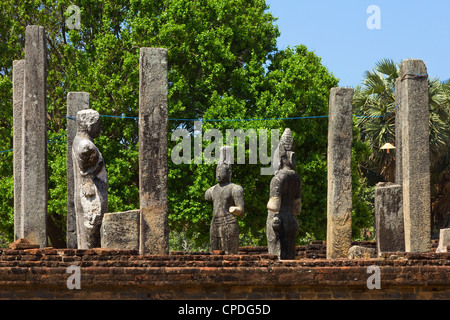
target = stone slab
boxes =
[436,228,450,253]
[375,182,404,255]
[101,210,140,250]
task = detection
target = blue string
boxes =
[2,102,401,155]
[0,134,68,154]
[65,101,401,122]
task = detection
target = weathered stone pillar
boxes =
[399,59,430,252]
[394,77,403,185]
[66,92,90,248]
[13,60,24,241]
[139,47,169,255]
[326,87,353,259]
[374,182,404,256]
[21,25,48,248]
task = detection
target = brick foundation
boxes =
[0,241,449,300]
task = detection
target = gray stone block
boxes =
[347,245,376,259]
[436,228,450,253]
[101,210,140,250]
[375,182,404,255]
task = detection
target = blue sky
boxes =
[265,0,450,87]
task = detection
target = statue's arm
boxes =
[293,180,302,216]
[229,185,245,217]
[267,176,281,213]
[205,186,214,201]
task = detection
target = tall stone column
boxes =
[138,47,169,255]
[13,60,24,241]
[400,59,430,252]
[66,92,90,248]
[21,25,48,248]
[394,77,403,185]
[326,87,353,259]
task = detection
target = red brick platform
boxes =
[0,241,449,300]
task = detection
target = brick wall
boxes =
[0,241,449,300]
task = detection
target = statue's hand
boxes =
[229,206,244,217]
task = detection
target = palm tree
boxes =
[354,58,450,238]
[353,59,398,182]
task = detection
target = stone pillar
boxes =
[138,47,169,255]
[66,92,90,248]
[394,77,403,185]
[374,182,404,256]
[21,25,48,248]
[399,59,430,252]
[101,210,140,250]
[13,60,24,241]
[326,87,353,259]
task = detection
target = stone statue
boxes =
[72,109,108,249]
[205,146,244,254]
[266,128,301,259]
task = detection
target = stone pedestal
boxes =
[326,87,353,259]
[399,59,430,252]
[375,182,404,255]
[101,210,140,250]
[138,48,169,255]
[66,92,90,249]
[21,25,48,248]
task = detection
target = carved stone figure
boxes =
[72,109,108,249]
[266,128,301,259]
[205,146,244,254]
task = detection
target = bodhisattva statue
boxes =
[205,146,245,254]
[73,109,108,249]
[266,128,302,259]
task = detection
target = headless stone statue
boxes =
[205,146,244,254]
[266,128,301,259]
[72,109,108,249]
